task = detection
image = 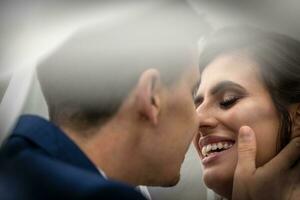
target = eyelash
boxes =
[219,96,240,109]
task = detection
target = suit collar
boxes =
[12,115,99,174]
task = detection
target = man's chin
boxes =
[160,174,180,187]
[145,170,181,187]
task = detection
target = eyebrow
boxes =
[194,80,247,105]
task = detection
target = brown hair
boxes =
[198,26,300,151]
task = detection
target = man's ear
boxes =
[290,103,300,137]
[135,69,161,125]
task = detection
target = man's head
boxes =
[37,1,207,186]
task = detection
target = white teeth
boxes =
[202,147,206,157]
[206,144,212,152]
[212,144,217,150]
[217,142,223,149]
[201,142,234,157]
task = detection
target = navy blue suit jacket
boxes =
[0,115,146,200]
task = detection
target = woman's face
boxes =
[194,53,280,198]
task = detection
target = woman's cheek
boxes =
[219,103,255,133]
[230,101,279,166]
[222,100,275,128]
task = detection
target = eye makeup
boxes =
[219,95,241,109]
[194,80,248,109]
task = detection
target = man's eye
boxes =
[219,96,239,109]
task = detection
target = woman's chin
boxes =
[203,169,233,199]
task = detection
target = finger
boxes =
[264,137,300,173]
[233,126,257,200]
[236,126,257,175]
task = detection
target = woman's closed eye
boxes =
[219,95,240,109]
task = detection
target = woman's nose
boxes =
[196,106,218,136]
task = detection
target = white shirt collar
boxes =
[97,167,108,179]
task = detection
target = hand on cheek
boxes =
[233,126,300,200]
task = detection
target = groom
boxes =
[0,1,204,199]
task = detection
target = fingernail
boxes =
[240,127,252,142]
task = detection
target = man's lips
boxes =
[198,135,235,159]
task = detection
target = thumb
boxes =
[236,126,257,175]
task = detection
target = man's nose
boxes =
[196,106,218,136]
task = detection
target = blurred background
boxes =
[1,0,300,199]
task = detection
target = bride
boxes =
[194,26,300,200]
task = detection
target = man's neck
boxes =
[62,123,145,186]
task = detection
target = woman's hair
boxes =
[198,26,300,151]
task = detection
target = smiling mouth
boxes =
[201,141,234,157]
[198,135,236,159]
